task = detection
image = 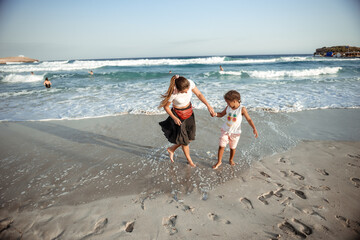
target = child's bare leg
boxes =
[213,146,225,169]
[229,148,236,165]
[167,144,181,162]
[181,144,196,167]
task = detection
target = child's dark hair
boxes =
[224,90,241,103]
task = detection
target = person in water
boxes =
[159,75,216,167]
[212,90,258,169]
[219,65,224,71]
[43,77,52,88]
[89,70,94,75]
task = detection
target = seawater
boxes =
[0,55,359,121]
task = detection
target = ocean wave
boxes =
[219,67,342,78]
[1,55,358,73]
[0,57,227,73]
[1,73,45,83]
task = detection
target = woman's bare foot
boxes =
[188,162,196,167]
[167,147,175,163]
[229,160,235,166]
[212,162,222,169]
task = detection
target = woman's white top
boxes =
[168,80,196,108]
[221,105,243,134]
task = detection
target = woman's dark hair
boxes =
[159,75,190,108]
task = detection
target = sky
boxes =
[0,0,359,60]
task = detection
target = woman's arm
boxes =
[192,86,216,116]
[164,101,182,126]
[242,107,258,138]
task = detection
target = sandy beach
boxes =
[0,109,360,239]
[0,57,38,64]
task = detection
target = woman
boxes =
[159,75,215,167]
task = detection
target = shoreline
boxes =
[0,107,360,123]
[0,108,359,239]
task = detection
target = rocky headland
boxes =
[0,56,38,64]
[314,46,360,57]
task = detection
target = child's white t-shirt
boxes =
[168,80,196,107]
[221,105,243,134]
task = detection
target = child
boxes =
[159,75,215,167]
[212,90,258,169]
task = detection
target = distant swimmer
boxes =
[89,70,94,75]
[31,72,34,75]
[219,65,224,71]
[43,77,52,88]
[169,70,172,74]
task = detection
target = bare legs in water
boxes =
[167,143,196,167]
[212,146,236,169]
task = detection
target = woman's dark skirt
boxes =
[159,108,196,146]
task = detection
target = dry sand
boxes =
[0,110,359,239]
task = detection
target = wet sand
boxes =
[0,109,359,239]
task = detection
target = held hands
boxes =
[208,106,216,117]
[253,128,258,138]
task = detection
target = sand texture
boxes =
[0,109,359,239]
[0,140,359,239]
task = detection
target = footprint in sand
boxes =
[350,177,360,187]
[348,154,360,159]
[208,213,231,224]
[274,188,284,198]
[280,197,293,206]
[335,215,360,234]
[279,157,291,164]
[302,208,326,221]
[93,218,108,235]
[278,221,306,239]
[292,218,313,236]
[260,171,271,178]
[289,170,305,180]
[257,191,273,205]
[306,185,331,191]
[239,197,254,209]
[0,218,13,232]
[162,215,178,235]
[290,189,307,199]
[347,162,360,168]
[316,168,329,176]
[280,170,288,177]
[181,204,195,213]
[82,217,108,238]
[124,221,135,233]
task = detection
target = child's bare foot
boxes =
[167,147,174,163]
[229,160,235,166]
[212,162,222,169]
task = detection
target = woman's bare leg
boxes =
[181,144,196,167]
[167,144,181,162]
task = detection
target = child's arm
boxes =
[242,107,258,138]
[216,107,227,118]
[164,101,182,126]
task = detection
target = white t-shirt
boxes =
[221,105,243,134]
[168,79,196,107]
